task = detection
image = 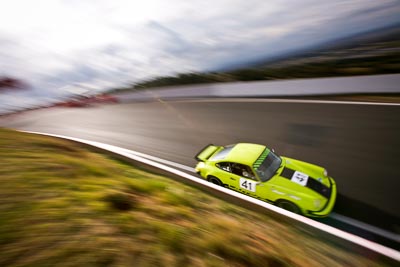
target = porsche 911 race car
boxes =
[195,143,336,217]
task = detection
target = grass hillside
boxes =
[0,128,388,266]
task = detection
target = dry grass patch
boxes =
[0,128,389,266]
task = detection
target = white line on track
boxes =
[330,212,400,243]
[171,98,400,106]
[116,147,196,173]
[20,131,400,261]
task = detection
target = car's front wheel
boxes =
[207,176,222,186]
[276,200,301,214]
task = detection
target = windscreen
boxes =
[254,150,282,182]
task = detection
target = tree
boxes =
[0,77,28,91]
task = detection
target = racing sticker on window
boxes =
[291,171,308,186]
[239,178,257,192]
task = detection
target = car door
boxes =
[229,163,259,197]
[232,163,278,203]
[251,168,279,203]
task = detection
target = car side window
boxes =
[231,163,243,176]
[231,163,257,180]
[216,162,231,172]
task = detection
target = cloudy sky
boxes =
[0,0,399,112]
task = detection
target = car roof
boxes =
[224,143,267,166]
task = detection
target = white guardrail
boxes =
[22,130,400,263]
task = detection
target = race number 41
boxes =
[239,178,257,192]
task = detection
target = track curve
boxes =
[1,98,399,243]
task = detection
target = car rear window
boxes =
[210,146,233,160]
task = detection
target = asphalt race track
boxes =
[1,98,400,242]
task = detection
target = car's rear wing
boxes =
[195,144,221,162]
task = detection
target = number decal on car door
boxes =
[239,178,257,192]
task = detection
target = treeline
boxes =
[133,73,234,89]
[113,51,400,92]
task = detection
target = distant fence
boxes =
[115,74,400,102]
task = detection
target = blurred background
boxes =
[0,0,399,113]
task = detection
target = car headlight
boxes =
[323,169,328,177]
[314,199,322,209]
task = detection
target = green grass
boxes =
[0,128,388,266]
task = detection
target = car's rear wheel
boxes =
[276,200,301,214]
[207,176,222,186]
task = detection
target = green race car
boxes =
[195,143,336,217]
